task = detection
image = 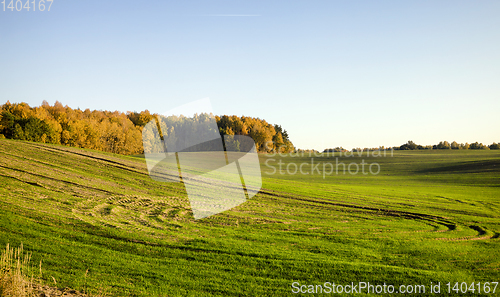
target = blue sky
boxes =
[1,0,499,150]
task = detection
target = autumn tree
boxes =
[437,141,451,149]
[450,141,460,149]
[489,143,500,150]
[400,140,418,150]
[0,101,295,155]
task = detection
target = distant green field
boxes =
[0,139,499,296]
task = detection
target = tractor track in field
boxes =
[258,189,497,241]
[0,172,45,188]
[435,226,497,241]
[0,164,116,195]
[25,142,148,175]
[2,140,496,242]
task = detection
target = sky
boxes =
[1,0,499,150]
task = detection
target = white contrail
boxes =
[204,14,261,17]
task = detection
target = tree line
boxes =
[398,140,499,150]
[323,140,499,153]
[215,115,293,153]
[0,101,294,154]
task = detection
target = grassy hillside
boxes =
[0,139,499,296]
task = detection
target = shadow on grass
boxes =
[417,160,500,174]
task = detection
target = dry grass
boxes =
[0,243,36,297]
[0,244,108,297]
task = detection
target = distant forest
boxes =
[0,101,294,154]
[324,139,500,153]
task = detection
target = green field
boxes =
[0,139,499,296]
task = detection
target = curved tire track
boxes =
[259,189,496,241]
